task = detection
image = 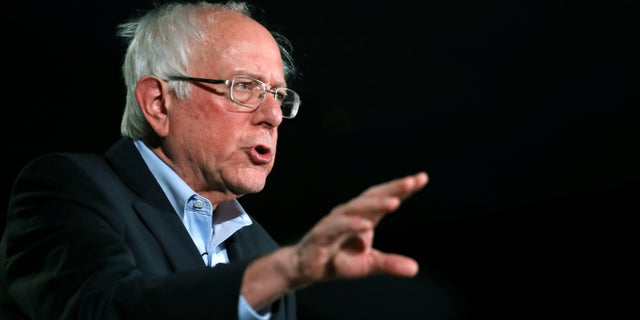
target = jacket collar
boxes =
[105,137,205,271]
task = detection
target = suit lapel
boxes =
[106,138,204,271]
[135,197,205,271]
[225,228,257,261]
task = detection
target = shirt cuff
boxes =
[238,294,271,320]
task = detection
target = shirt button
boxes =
[194,199,204,209]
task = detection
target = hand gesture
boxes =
[291,171,429,288]
[241,172,429,308]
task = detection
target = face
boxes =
[158,11,286,202]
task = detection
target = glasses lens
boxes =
[230,77,264,108]
[278,89,300,118]
[230,77,300,118]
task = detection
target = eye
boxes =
[233,80,252,91]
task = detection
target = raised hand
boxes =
[292,171,429,287]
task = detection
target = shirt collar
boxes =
[132,139,251,225]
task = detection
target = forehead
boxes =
[189,10,284,80]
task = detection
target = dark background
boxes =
[4,0,639,319]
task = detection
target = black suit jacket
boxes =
[0,138,296,319]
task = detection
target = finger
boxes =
[305,213,373,247]
[388,171,428,199]
[334,195,401,225]
[373,251,420,277]
[362,171,429,201]
[340,172,428,223]
[296,215,374,279]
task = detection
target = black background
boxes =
[4,0,639,319]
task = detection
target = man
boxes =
[0,1,428,319]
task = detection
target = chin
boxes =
[233,174,268,194]
[225,166,270,194]
[232,183,266,195]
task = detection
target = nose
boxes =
[254,90,284,127]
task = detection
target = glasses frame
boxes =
[166,75,300,119]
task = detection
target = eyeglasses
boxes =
[166,75,300,119]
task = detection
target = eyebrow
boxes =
[230,69,287,88]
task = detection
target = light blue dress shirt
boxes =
[134,139,270,320]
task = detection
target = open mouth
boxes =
[248,144,272,164]
[255,145,269,155]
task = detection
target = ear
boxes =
[135,76,171,138]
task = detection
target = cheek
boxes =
[169,104,221,146]
[198,113,246,154]
[182,95,228,135]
